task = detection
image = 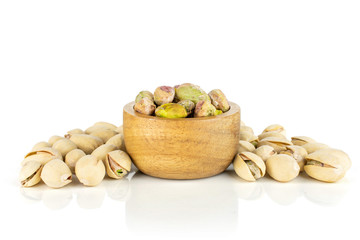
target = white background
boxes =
[0,0,359,239]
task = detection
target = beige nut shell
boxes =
[240,131,258,143]
[66,134,103,154]
[233,152,265,182]
[19,161,43,187]
[105,150,132,179]
[240,126,254,135]
[91,144,118,162]
[31,141,51,151]
[253,145,276,161]
[291,136,316,146]
[65,149,86,173]
[22,147,62,166]
[90,129,118,143]
[52,138,78,158]
[115,125,123,135]
[262,124,286,136]
[75,155,105,186]
[106,134,126,152]
[266,154,300,182]
[41,159,72,188]
[280,145,308,172]
[258,132,286,141]
[67,128,84,134]
[302,142,329,154]
[238,140,255,153]
[257,137,292,153]
[48,135,64,146]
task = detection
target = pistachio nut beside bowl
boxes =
[22,147,62,166]
[106,134,126,152]
[31,141,51,151]
[19,161,43,187]
[65,149,86,173]
[266,154,300,182]
[258,132,286,141]
[302,142,329,154]
[52,138,78,158]
[66,134,103,154]
[238,140,255,153]
[105,150,132,179]
[262,124,286,136]
[257,137,292,153]
[91,144,118,163]
[75,155,105,187]
[40,159,72,188]
[90,128,118,143]
[253,145,276,162]
[291,136,316,146]
[280,145,308,172]
[48,135,64,146]
[233,152,266,182]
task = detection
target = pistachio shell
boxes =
[238,140,255,153]
[240,131,258,143]
[302,142,329,154]
[67,128,84,134]
[52,138,78,158]
[154,86,175,105]
[91,144,118,163]
[257,137,292,153]
[90,129,118,143]
[66,134,103,154]
[85,125,109,134]
[75,155,105,187]
[240,126,254,135]
[306,148,351,171]
[93,122,118,131]
[41,159,72,188]
[106,134,126,152]
[280,145,308,172]
[266,154,300,182]
[253,145,276,162]
[19,161,43,187]
[291,136,316,146]
[258,132,287,141]
[233,152,266,182]
[31,141,51,151]
[208,89,230,112]
[65,149,86,173]
[115,125,123,135]
[22,147,63,166]
[48,135,64,146]
[105,150,132,179]
[262,124,286,136]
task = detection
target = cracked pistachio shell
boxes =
[105,150,132,179]
[304,148,351,182]
[240,126,254,135]
[41,159,72,188]
[52,138,78,158]
[106,134,126,152]
[75,155,105,187]
[291,136,316,146]
[258,132,287,141]
[240,131,258,143]
[257,137,292,153]
[135,90,154,103]
[280,145,308,172]
[208,89,230,112]
[48,135,64,146]
[115,125,123,135]
[262,124,286,136]
[22,147,63,166]
[177,99,195,115]
[19,161,43,187]
[154,86,175,105]
[66,134,103,154]
[134,97,156,115]
[233,152,266,182]
[302,142,329,154]
[155,103,188,118]
[90,128,118,143]
[65,149,86,173]
[175,85,210,104]
[67,128,84,135]
[194,101,216,117]
[238,140,255,153]
[266,154,300,182]
[31,141,51,151]
[253,145,276,162]
[91,144,118,163]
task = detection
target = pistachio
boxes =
[106,134,126,152]
[31,141,51,151]
[67,128,84,135]
[240,126,254,135]
[90,128,118,142]
[177,99,195,115]
[262,124,286,136]
[115,125,123,135]
[41,159,72,188]
[154,86,175,105]
[238,140,255,153]
[175,84,210,104]
[66,134,103,154]
[135,90,154,103]
[258,132,287,141]
[240,121,246,127]
[48,135,64,146]
[19,161,43,187]
[266,154,300,182]
[52,138,78,158]
[280,145,308,171]
[84,125,109,135]
[105,150,132,179]
[257,137,292,153]
[304,148,351,182]
[253,145,276,162]
[22,147,62,166]
[233,152,266,182]
[75,155,105,187]
[239,131,258,143]
[302,142,329,154]
[65,149,86,173]
[214,110,223,116]
[134,97,156,115]
[155,103,188,118]
[194,100,216,117]
[208,89,230,112]
[93,122,118,131]
[291,136,316,146]
[91,144,118,163]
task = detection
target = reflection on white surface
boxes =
[230,171,264,200]
[42,188,73,210]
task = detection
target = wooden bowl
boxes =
[123,101,240,179]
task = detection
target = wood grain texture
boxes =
[123,101,240,179]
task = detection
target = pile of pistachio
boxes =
[19,122,132,188]
[134,83,230,118]
[234,123,352,183]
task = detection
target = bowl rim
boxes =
[123,101,240,121]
